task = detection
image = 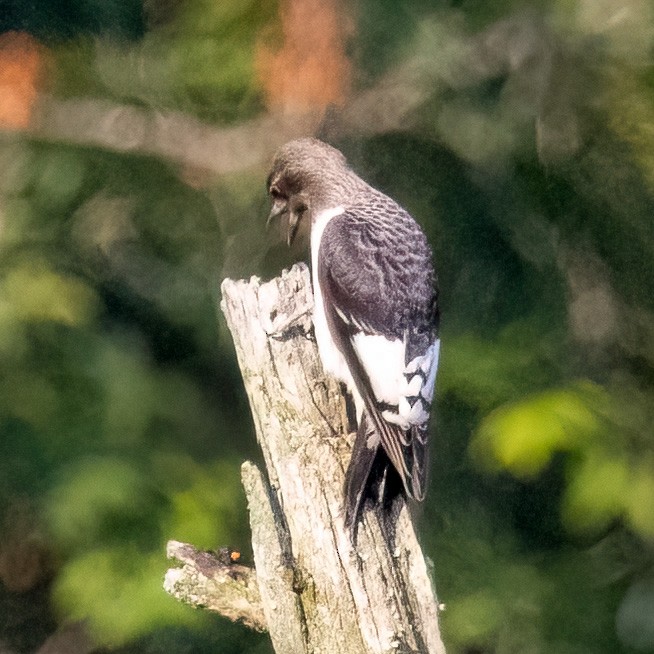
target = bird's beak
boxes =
[266,198,288,230]
[287,212,300,247]
[266,197,302,247]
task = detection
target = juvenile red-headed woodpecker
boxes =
[267,138,439,537]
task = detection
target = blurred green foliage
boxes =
[1,0,654,652]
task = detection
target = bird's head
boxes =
[266,138,353,247]
[265,171,309,247]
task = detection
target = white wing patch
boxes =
[352,333,405,404]
[353,333,440,430]
[417,339,440,403]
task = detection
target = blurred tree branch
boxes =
[20,86,426,176]
[26,95,322,175]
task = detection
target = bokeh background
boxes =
[1,0,653,652]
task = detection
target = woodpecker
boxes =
[267,138,439,536]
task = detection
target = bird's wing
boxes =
[317,205,439,505]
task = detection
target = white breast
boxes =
[310,206,358,395]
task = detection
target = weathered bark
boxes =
[230,264,445,652]
[165,263,445,653]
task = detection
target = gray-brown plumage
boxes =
[267,138,439,539]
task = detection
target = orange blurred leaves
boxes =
[0,31,44,129]
[256,0,352,112]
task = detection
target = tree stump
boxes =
[165,263,445,654]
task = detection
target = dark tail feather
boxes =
[344,413,408,543]
[409,424,430,502]
[344,412,378,540]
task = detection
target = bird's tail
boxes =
[344,412,408,542]
[407,423,429,502]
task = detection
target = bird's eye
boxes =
[270,185,283,200]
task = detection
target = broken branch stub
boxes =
[164,540,266,632]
